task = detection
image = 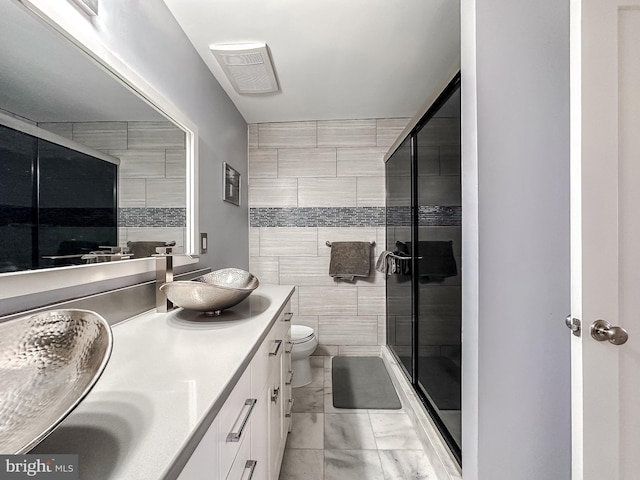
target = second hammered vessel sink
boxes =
[0,309,113,454]
[160,268,259,315]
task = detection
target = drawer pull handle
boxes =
[284,341,293,354]
[269,339,282,356]
[226,398,257,442]
[285,398,294,418]
[283,312,293,322]
[242,460,257,480]
[271,386,280,403]
[285,370,294,385]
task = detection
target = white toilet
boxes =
[290,325,319,387]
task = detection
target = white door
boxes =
[571,0,640,479]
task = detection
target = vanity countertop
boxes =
[31,284,295,480]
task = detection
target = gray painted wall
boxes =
[93,0,248,271]
[1,1,248,315]
[462,0,572,478]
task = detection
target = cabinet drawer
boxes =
[177,417,219,480]
[218,367,254,478]
[251,325,277,395]
[226,429,254,480]
[273,301,293,340]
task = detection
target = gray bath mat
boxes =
[332,356,401,409]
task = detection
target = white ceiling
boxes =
[162,0,460,124]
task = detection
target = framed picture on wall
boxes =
[223,162,241,206]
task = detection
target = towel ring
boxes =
[325,241,376,247]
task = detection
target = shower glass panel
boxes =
[385,136,414,377]
[385,73,461,463]
[415,87,461,452]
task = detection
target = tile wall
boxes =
[39,121,187,251]
[248,119,409,355]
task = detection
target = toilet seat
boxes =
[291,325,315,344]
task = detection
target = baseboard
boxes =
[381,346,462,480]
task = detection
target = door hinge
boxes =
[565,315,581,337]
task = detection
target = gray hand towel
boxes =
[376,250,393,275]
[329,241,372,281]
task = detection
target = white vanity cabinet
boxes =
[178,299,292,480]
[252,300,292,480]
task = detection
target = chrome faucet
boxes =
[155,246,174,313]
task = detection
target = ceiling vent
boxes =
[210,42,279,95]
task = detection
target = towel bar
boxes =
[326,240,375,247]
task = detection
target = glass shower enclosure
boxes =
[385,73,461,462]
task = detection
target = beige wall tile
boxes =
[249,149,278,178]
[376,227,387,253]
[336,147,387,176]
[111,149,166,178]
[298,177,356,207]
[249,227,260,257]
[73,122,127,150]
[298,287,357,316]
[166,149,186,178]
[249,178,297,207]
[357,287,386,316]
[356,176,385,206]
[338,346,381,356]
[317,119,376,147]
[248,124,258,149]
[260,227,317,256]
[314,345,338,356]
[118,228,129,247]
[249,256,279,284]
[39,122,73,140]
[376,118,410,147]
[125,227,185,248]
[378,315,387,345]
[146,179,186,207]
[318,315,378,345]
[292,315,319,332]
[277,148,337,177]
[128,121,185,149]
[279,257,333,286]
[258,121,316,148]
[289,290,299,314]
[119,179,146,207]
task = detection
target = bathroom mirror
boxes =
[0,0,198,299]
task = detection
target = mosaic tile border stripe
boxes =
[250,206,461,228]
[250,207,385,227]
[118,207,186,227]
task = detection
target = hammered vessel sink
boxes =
[0,309,112,454]
[160,268,259,315]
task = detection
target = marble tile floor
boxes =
[279,356,440,480]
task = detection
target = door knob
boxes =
[590,319,629,345]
